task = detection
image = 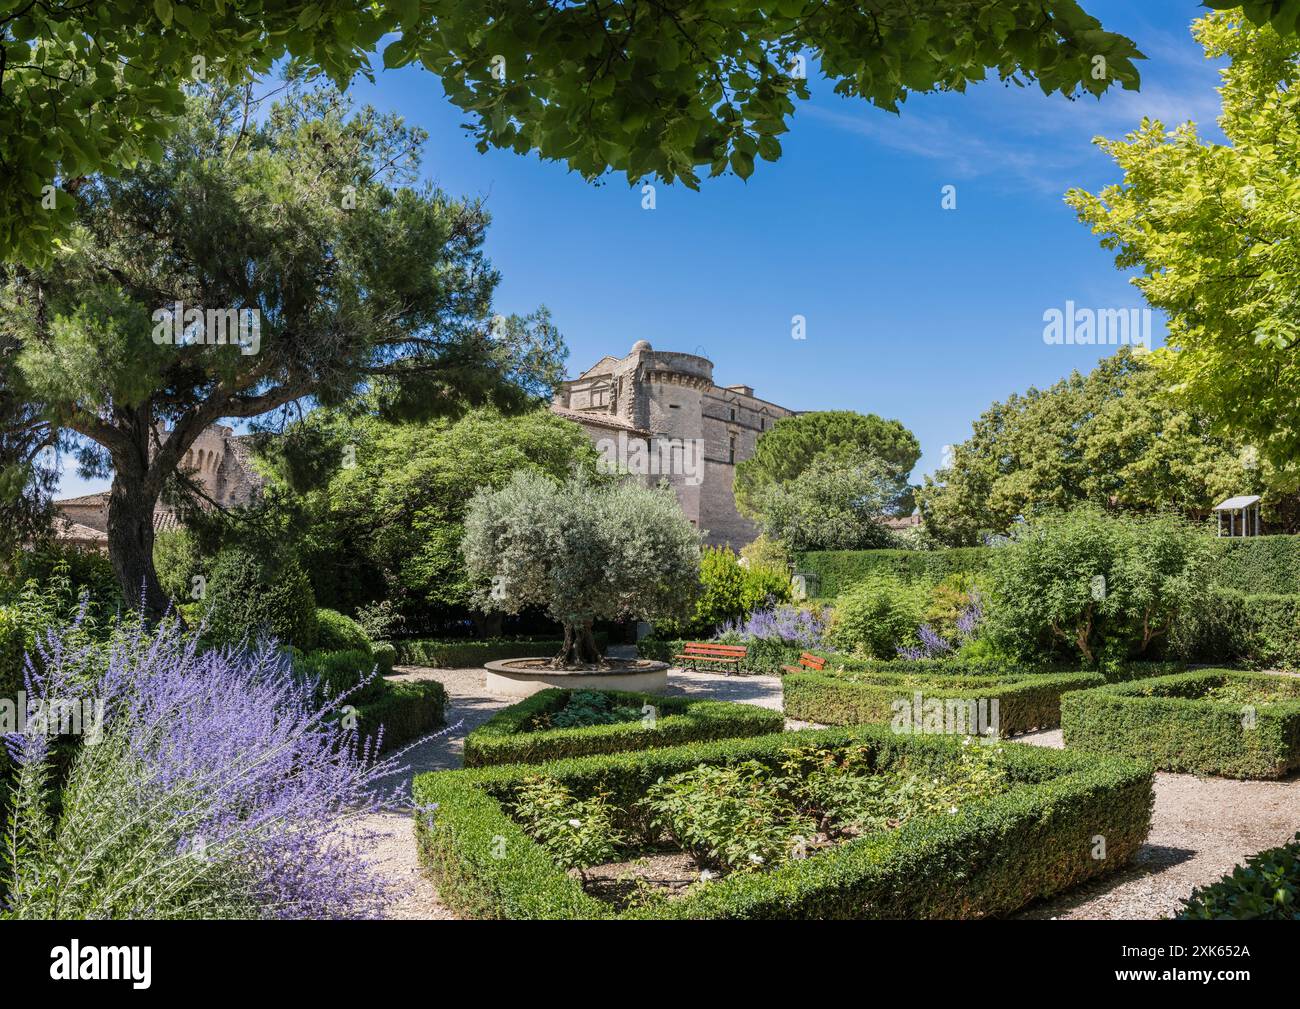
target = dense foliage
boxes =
[1,82,562,614]
[1061,669,1300,779]
[0,1,1147,263]
[662,546,790,638]
[983,508,1214,666]
[753,445,905,551]
[919,350,1261,545]
[462,471,700,666]
[200,548,319,652]
[735,411,919,521]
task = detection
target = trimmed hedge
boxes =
[463,689,784,767]
[637,637,806,675]
[1178,832,1300,919]
[1214,535,1300,595]
[796,547,993,596]
[295,648,386,705]
[413,723,1154,919]
[315,608,373,653]
[783,667,1106,736]
[1187,588,1300,670]
[395,634,608,668]
[354,679,448,753]
[1061,669,1300,779]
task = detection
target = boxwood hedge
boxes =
[413,723,1154,919]
[395,635,608,668]
[1178,832,1300,919]
[354,678,448,753]
[463,688,783,767]
[783,667,1105,736]
[795,547,993,596]
[1061,669,1300,779]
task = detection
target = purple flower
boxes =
[719,604,834,650]
[3,618,442,920]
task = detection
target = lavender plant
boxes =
[2,618,420,920]
[721,604,834,650]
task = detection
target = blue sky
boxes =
[59,1,1228,497]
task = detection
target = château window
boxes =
[728,435,736,464]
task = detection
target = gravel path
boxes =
[1014,729,1300,920]
[355,669,1299,920]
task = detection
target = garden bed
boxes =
[1061,670,1300,779]
[463,688,784,767]
[414,724,1154,919]
[783,667,1105,737]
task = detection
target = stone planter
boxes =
[483,657,670,699]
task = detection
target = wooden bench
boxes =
[673,642,748,674]
[782,651,828,675]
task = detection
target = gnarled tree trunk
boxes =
[552,619,602,669]
[105,428,174,622]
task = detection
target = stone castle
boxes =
[53,424,261,549]
[551,341,794,547]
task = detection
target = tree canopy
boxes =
[0,1,1148,263]
[919,350,1261,545]
[753,444,904,551]
[734,409,919,519]
[1,82,563,615]
[462,470,700,667]
[1067,11,1300,480]
[247,405,598,620]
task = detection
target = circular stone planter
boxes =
[483,657,670,698]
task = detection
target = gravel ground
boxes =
[353,668,1300,921]
[1014,728,1300,920]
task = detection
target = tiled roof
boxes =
[549,404,652,436]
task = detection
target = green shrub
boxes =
[511,776,624,872]
[0,604,25,698]
[1176,587,1300,670]
[315,608,372,654]
[153,528,205,604]
[201,547,318,650]
[659,547,792,638]
[1178,832,1300,919]
[1213,536,1300,595]
[984,508,1214,666]
[797,547,992,597]
[413,723,1154,919]
[353,678,447,753]
[296,648,386,705]
[464,689,784,766]
[371,641,397,674]
[395,635,607,668]
[1061,669,1300,779]
[831,573,929,658]
[783,666,1105,736]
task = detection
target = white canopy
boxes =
[1213,495,1261,511]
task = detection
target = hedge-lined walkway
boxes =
[355,664,785,920]
[1015,729,1300,920]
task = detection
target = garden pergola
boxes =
[1213,495,1261,537]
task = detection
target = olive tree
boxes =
[462,471,700,667]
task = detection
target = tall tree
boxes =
[734,410,919,519]
[919,350,1262,545]
[0,1,1147,262]
[462,470,700,667]
[245,405,598,620]
[1,83,563,616]
[1067,11,1300,478]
